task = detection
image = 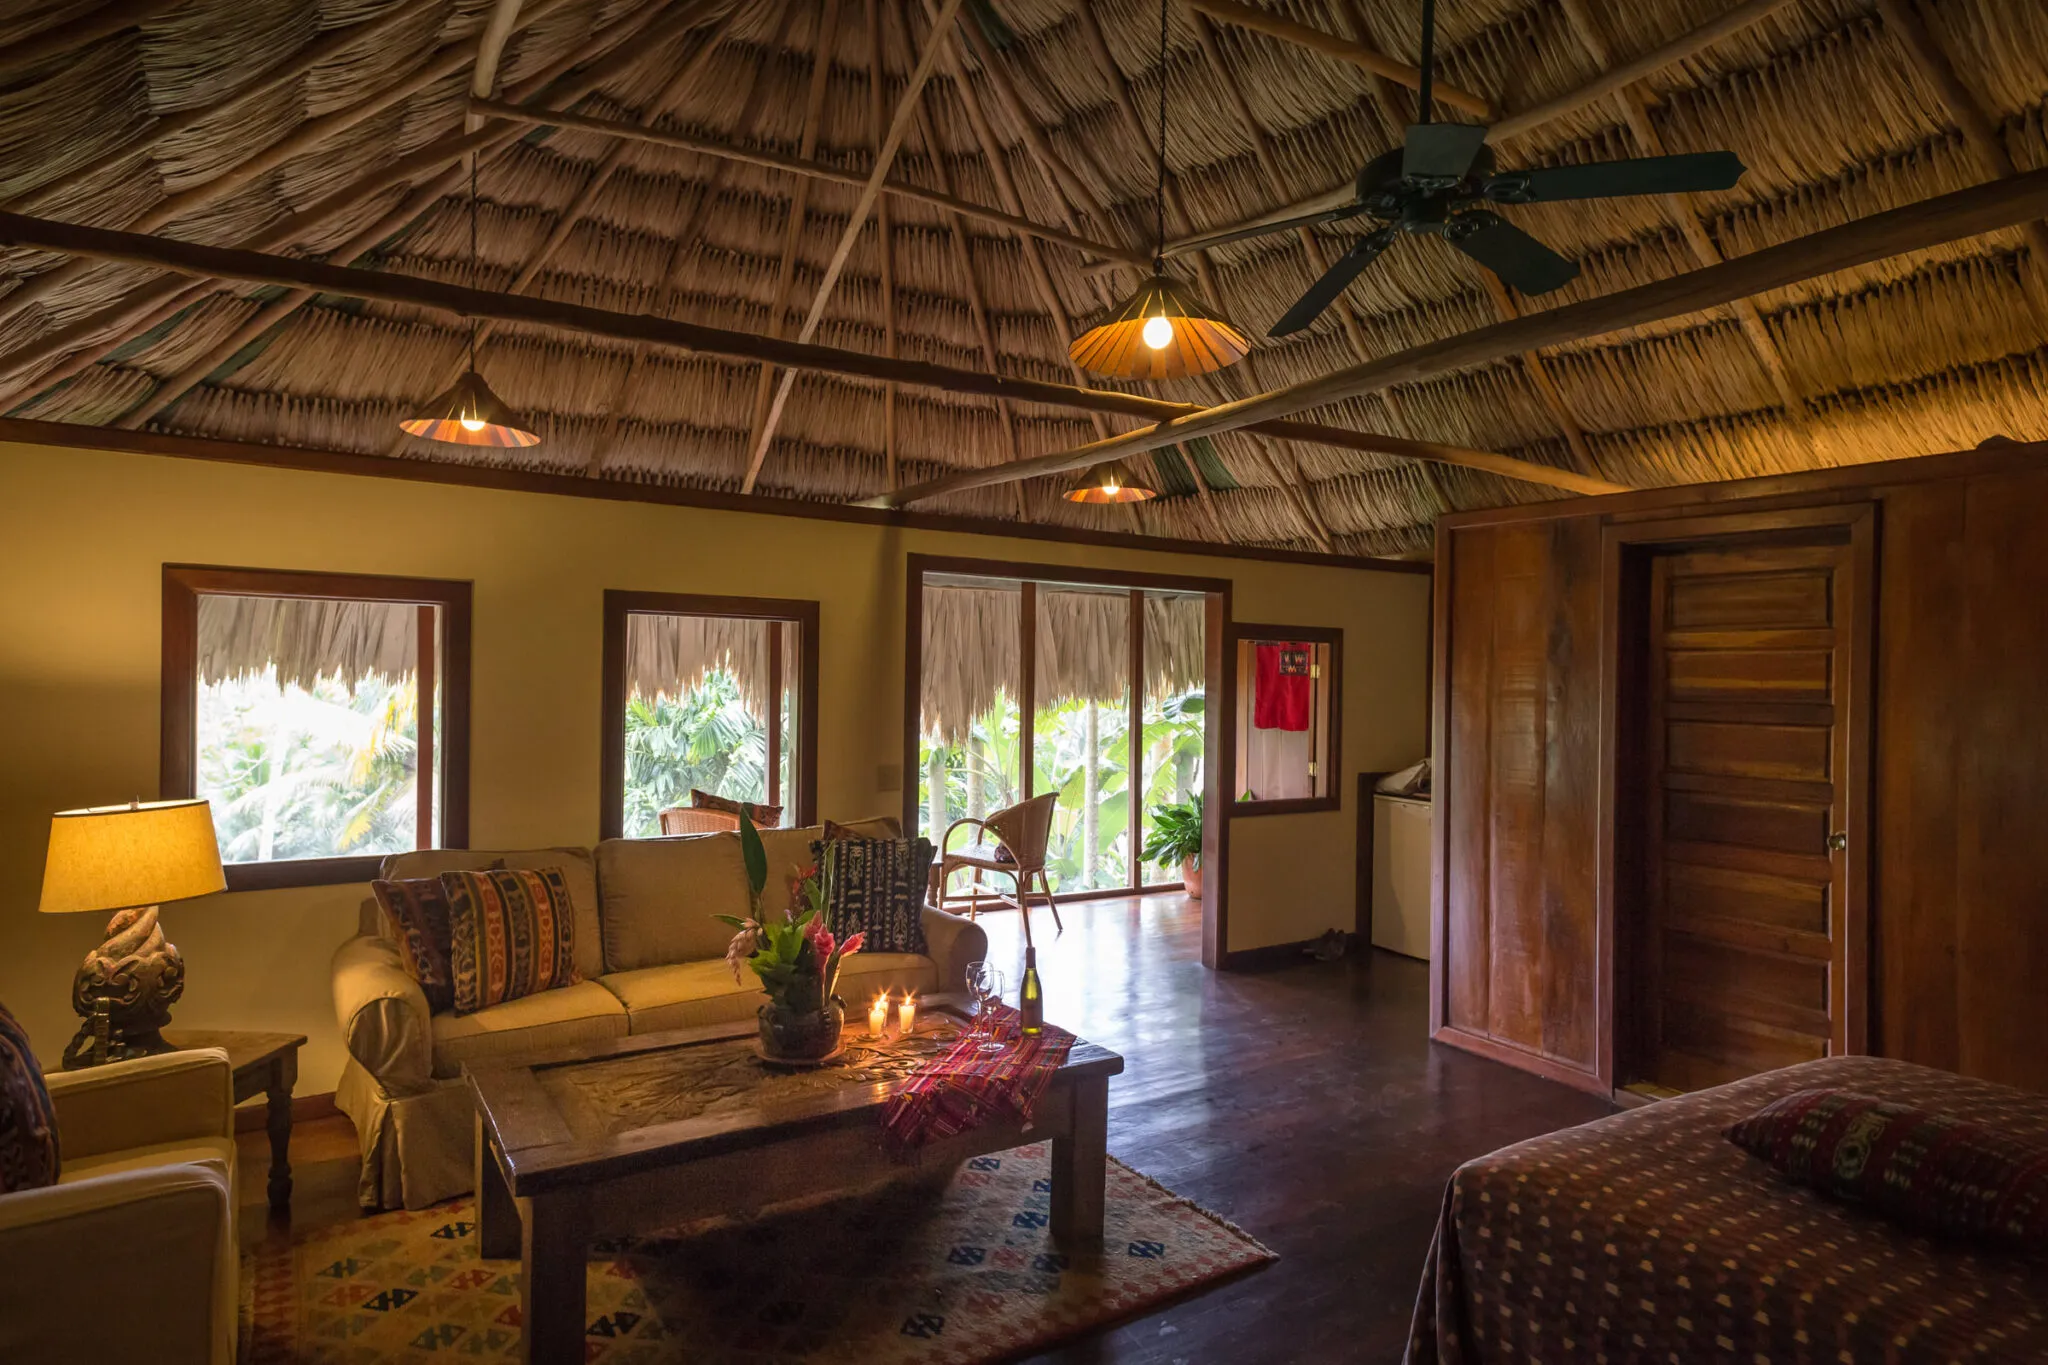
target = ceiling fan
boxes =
[1199,0,1748,337]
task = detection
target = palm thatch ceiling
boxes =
[3,0,2046,561]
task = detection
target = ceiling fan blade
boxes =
[1175,204,1363,254]
[1404,122,1489,180]
[1485,150,1746,204]
[1445,211,1579,296]
[1268,227,1399,337]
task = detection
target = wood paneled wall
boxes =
[1432,442,2048,1096]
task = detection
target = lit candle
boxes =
[898,992,919,1035]
[868,992,891,1038]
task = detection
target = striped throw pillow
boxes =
[441,868,581,1016]
[0,999,59,1192]
[372,877,457,1014]
[1727,1088,2048,1249]
[814,836,933,955]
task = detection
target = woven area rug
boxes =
[245,1146,1274,1364]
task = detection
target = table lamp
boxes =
[39,798,226,1069]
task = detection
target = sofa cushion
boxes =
[596,835,754,972]
[601,954,940,1036]
[754,819,903,920]
[382,847,602,981]
[429,980,627,1079]
[58,1135,235,1189]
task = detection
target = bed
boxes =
[1406,1056,2048,1363]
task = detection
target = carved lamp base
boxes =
[61,904,186,1070]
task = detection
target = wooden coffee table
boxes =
[465,1002,1122,1365]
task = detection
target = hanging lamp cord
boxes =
[468,153,480,372]
[1153,0,1167,274]
[1417,0,1437,125]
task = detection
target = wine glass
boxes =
[965,961,1007,1054]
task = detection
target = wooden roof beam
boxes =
[742,0,970,493]
[0,205,1623,497]
[873,164,2048,504]
[1179,0,1492,120]
[867,0,902,489]
[467,0,529,132]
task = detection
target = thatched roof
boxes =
[4,0,2046,562]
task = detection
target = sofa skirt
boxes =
[337,1060,477,1211]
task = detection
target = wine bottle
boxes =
[1019,947,1044,1035]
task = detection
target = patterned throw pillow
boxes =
[372,877,457,1014]
[440,868,581,1016]
[691,788,783,829]
[813,836,934,956]
[1726,1087,2048,1249]
[0,999,59,1193]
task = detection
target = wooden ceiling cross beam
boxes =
[867,0,902,489]
[0,204,1625,496]
[742,0,970,493]
[1179,0,1492,119]
[467,0,529,132]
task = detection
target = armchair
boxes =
[0,1048,237,1365]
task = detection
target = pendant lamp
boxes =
[400,156,539,448]
[1068,0,1249,382]
[1063,459,1158,504]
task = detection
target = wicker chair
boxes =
[929,792,1062,933]
[656,806,741,836]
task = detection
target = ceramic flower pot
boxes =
[1181,858,1203,901]
[758,999,844,1061]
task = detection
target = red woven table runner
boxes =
[880,1005,1075,1157]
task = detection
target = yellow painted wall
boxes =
[0,439,1430,1090]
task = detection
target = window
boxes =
[161,566,471,891]
[1231,624,1340,815]
[910,562,1212,898]
[600,592,817,839]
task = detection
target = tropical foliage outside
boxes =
[619,667,775,839]
[197,669,423,863]
[918,686,1205,895]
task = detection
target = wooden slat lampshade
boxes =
[399,369,540,447]
[1068,274,1251,381]
[1063,460,1158,503]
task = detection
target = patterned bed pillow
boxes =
[813,836,934,956]
[0,999,59,1192]
[691,788,784,829]
[372,877,457,1014]
[1726,1087,2048,1249]
[440,868,582,1016]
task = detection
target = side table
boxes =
[162,1028,308,1213]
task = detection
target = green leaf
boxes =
[739,808,768,899]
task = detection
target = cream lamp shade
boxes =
[39,799,227,914]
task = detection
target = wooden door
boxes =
[1638,531,1868,1091]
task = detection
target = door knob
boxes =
[1826,831,1848,852]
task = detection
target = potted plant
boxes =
[715,813,863,1061]
[1142,794,1205,900]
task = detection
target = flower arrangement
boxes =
[714,813,862,1058]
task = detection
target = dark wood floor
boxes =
[245,894,1614,1362]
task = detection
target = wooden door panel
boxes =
[1666,720,1830,782]
[1666,571,1832,630]
[1637,528,1864,1093]
[1667,648,1832,702]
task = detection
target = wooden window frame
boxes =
[1227,621,1343,818]
[903,554,1235,964]
[599,590,820,840]
[160,564,473,892]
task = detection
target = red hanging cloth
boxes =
[1253,642,1313,731]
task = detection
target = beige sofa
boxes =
[332,820,985,1209]
[0,1049,238,1365]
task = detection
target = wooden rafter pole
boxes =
[1556,0,1806,421]
[467,0,529,131]
[1872,0,2048,329]
[470,98,1148,266]
[0,0,679,403]
[742,0,969,493]
[1178,0,1491,119]
[0,205,1625,496]
[742,0,844,490]
[872,164,2048,504]
[584,0,799,478]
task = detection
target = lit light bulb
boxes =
[1141,314,1174,350]
[459,415,486,432]
[1102,477,1122,496]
